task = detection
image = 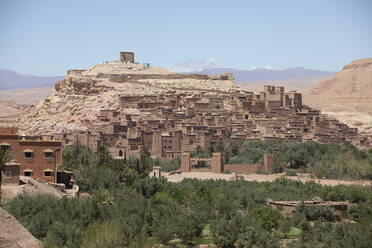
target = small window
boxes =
[44,152,53,158]
[24,152,33,158]
[5,170,11,178]
[44,171,52,177]
[168,146,172,149]
[0,145,10,150]
[24,171,32,177]
[119,150,123,157]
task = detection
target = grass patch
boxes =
[193,224,213,244]
[256,169,270,175]
[285,169,297,177]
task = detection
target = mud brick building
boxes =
[0,127,61,184]
[51,85,363,172]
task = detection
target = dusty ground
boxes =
[0,207,43,248]
[161,172,371,186]
[1,176,67,201]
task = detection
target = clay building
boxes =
[52,86,362,164]
[0,127,61,184]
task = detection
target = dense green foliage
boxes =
[218,140,372,180]
[6,142,372,247]
[153,156,181,172]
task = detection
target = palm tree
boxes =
[0,146,13,203]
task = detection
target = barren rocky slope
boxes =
[16,60,241,135]
[303,58,372,134]
[0,207,43,248]
[0,87,55,128]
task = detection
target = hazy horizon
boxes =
[0,0,371,76]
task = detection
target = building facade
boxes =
[0,127,62,184]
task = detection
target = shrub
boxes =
[256,169,270,175]
[285,169,297,177]
[81,220,126,248]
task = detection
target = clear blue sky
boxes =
[0,0,371,75]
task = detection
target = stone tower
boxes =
[120,52,134,63]
[264,154,274,172]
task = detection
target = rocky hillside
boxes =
[0,207,42,248]
[16,60,241,135]
[303,58,372,134]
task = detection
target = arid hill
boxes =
[0,207,42,248]
[15,59,241,135]
[303,58,372,135]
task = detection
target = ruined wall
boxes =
[120,52,134,63]
[181,153,191,172]
[210,153,222,173]
[223,164,263,173]
[180,152,222,173]
[224,154,274,173]
[1,164,20,184]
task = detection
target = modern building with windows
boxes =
[0,127,62,184]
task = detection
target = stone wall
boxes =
[223,163,263,173]
[180,152,222,173]
[1,164,19,184]
[224,154,274,173]
[120,52,134,63]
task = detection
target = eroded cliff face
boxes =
[16,61,240,135]
[303,58,372,134]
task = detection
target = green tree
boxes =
[61,142,95,171]
[138,146,151,178]
[95,145,113,167]
[81,220,126,248]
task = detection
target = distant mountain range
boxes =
[0,67,335,90]
[194,67,336,83]
[0,69,63,89]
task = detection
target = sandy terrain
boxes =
[304,58,372,135]
[161,172,371,186]
[1,176,67,201]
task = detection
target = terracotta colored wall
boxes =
[181,153,191,172]
[223,164,262,173]
[0,132,61,183]
[1,165,20,184]
[224,154,274,173]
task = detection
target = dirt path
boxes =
[162,172,371,186]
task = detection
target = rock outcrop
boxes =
[16,60,240,135]
[0,207,43,248]
[303,58,372,134]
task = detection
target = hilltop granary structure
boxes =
[0,127,62,184]
[120,51,135,63]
